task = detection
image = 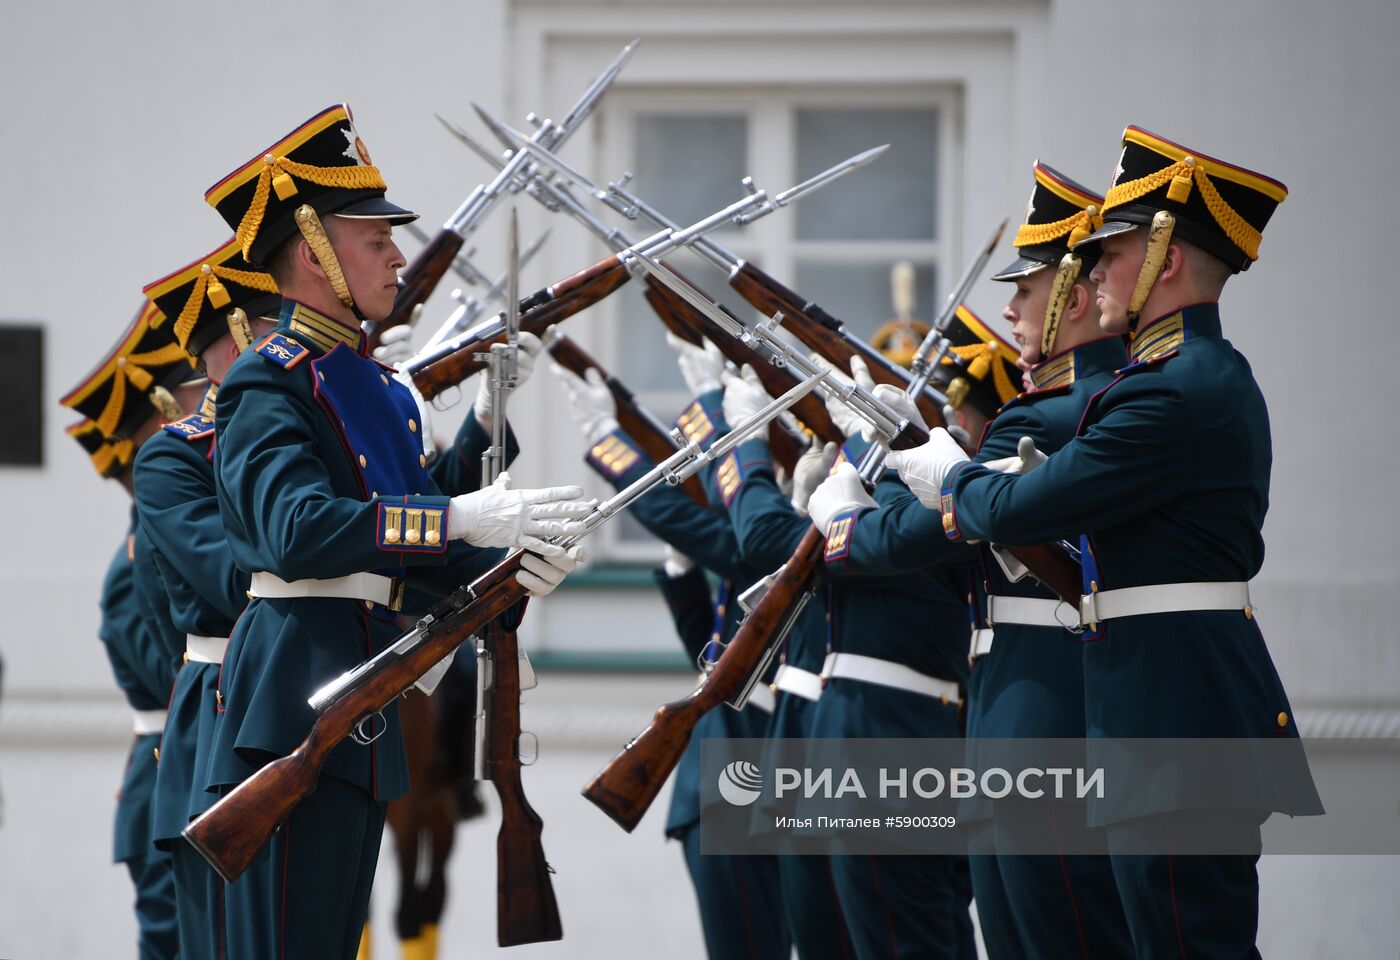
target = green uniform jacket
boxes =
[209,300,501,802]
[941,304,1322,821]
[101,517,174,864]
[582,390,771,835]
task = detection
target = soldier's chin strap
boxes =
[294,204,370,327]
[226,307,254,354]
[1039,253,1083,360]
[1126,210,1176,332]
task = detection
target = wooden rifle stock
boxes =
[644,274,837,472]
[182,555,530,883]
[481,615,564,945]
[546,334,709,508]
[413,258,632,402]
[367,228,467,353]
[583,527,825,831]
[729,261,948,429]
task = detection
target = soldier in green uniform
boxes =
[201,104,590,958]
[889,126,1323,958]
[549,344,792,960]
[132,239,280,960]
[722,337,1007,959]
[811,163,1136,957]
[62,301,209,960]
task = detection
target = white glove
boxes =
[474,331,543,425]
[982,436,1049,475]
[721,364,769,428]
[550,362,618,444]
[448,472,595,556]
[791,440,839,515]
[815,354,875,439]
[859,382,927,442]
[372,323,416,366]
[667,332,725,396]
[391,367,435,461]
[807,461,879,537]
[884,428,970,509]
[662,544,694,579]
[516,545,585,597]
[942,404,971,447]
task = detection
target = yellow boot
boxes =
[400,924,439,960]
[356,923,372,960]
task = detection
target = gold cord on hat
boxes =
[95,344,195,436]
[1104,155,1261,260]
[163,263,277,350]
[1127,211,1176,328]
[235,154,385,260]
[945,341,1019,407]
[1041,253,1083,359]
[1014,204,1104,250]
[294,205,356,312]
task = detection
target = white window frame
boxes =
[591,85,962,563]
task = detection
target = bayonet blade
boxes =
[774,144,890,207]
[553,39,640,141]
[436,112,510,169]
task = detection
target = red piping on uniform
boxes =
[732,856,761,959]
[869,856,902,956]
[1166,820,1187,959]
[1050,804,1091,959]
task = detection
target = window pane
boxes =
[614,247,757,392]
[631,115,748,227]
[792,261,938,344]
[795,108,939,241]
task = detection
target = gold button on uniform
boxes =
[153,747,160,761]
[425,529,440,545]
[408,419,417,433]
[419,454,427,468]
[405,528,421,544]
[359,454,367,468]
[1276,711,1288,728]
[380,374,389,385]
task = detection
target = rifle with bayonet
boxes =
[469,118,949,427]
[468,210,562,946]
[639,276,813,473]
[544,329,710,509]
[404,147,885,407]
[363,38,637,351]
[580,247,1083,830]
[446,109,858,469]
[181,367,828,887]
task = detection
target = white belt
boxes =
[985,595,1080,629]
[249,571,402,610]
[821,653,960,704]
[133,709,167,736]
[968,628,995,661]
[1079,581,1251,625]
[773,665,823,702]
[747,683,776,714]
[185,634,229,665]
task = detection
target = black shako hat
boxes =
[1074,125,1287,273]
[205,104,417,267]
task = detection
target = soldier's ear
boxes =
[1157,242,1187,285]
[295,238,326,281]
